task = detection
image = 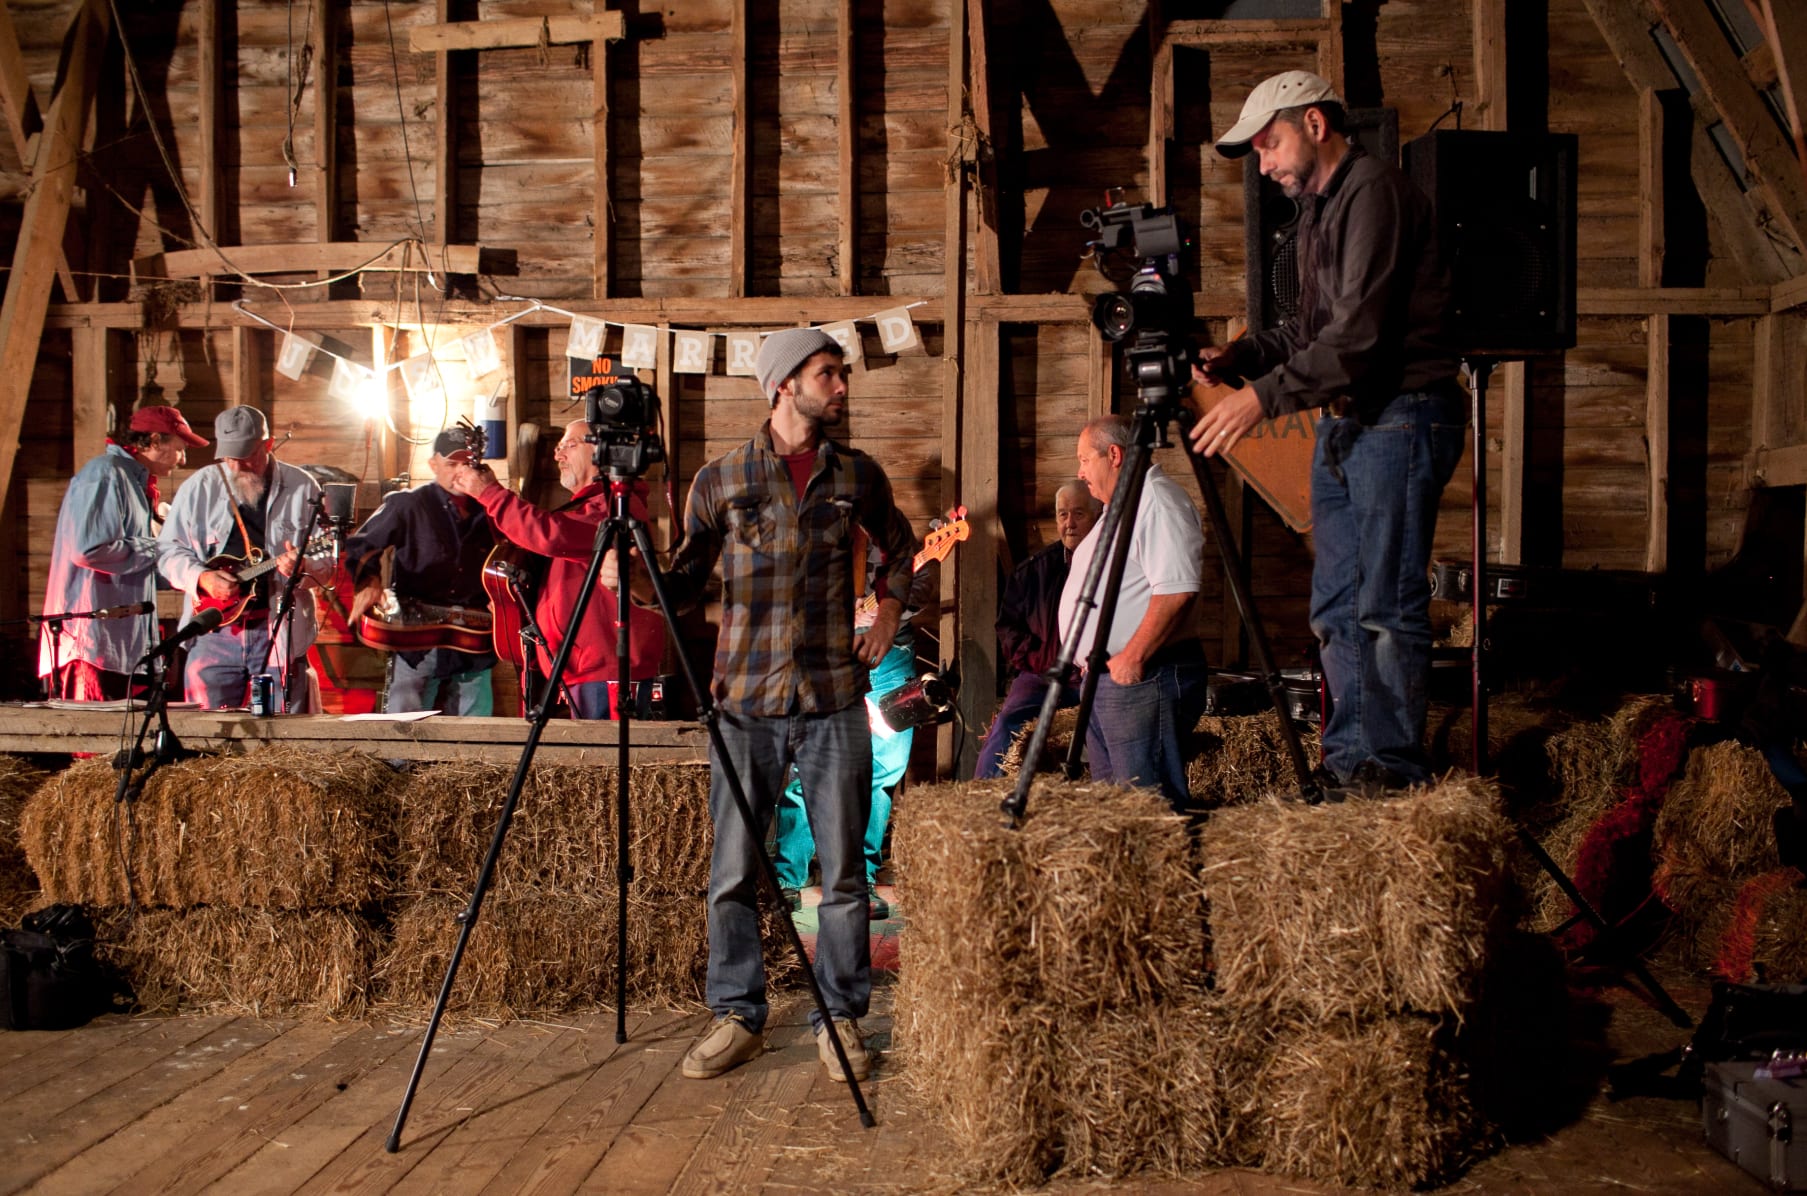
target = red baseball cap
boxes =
[129,404,209,447]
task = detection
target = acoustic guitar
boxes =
[356,596,494,655]
[192,532,337,626]
[481,541,550,672]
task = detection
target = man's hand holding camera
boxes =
[1187,349,1264,458]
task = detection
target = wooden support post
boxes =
[1639,88,1666,288]
[376,326,401,483]
[729,0,750,299]
[434,0,454,246]
[1472,0,1507,130]
[968,0,999,295]
[0,4,78,301]
[837,0,857,295]
[313,0,339,285]
[1645,314,1671,573]
[1756,0,1807,198]
[1498,361,1526,565]
[199,0,223,245]
[232,326,263,412]
[942,0,972,778]
[1149,19,1173,207]
[504,323,529,493]
[592,23,610,298]
[71,325,111,462]
[0,0,109,520]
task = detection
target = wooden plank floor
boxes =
[0,973,1760,1194]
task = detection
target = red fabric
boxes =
[1561,711,1691,951]
[476,480,665,686]
[780,450,814,501]
[1713,867,1806,983]
[108,438,161,509]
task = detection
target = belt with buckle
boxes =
[1321,396,1354,419]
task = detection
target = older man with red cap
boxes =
[38,404,208,700]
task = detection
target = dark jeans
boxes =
[1084,643,1208,810]
[705,704,871,1033]
[1309,390,1468,784]
[973,671,1081,780]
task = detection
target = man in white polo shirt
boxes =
[1058,414,1208,809]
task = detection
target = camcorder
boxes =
[1081,198,1196,416]
[582,375,666,478]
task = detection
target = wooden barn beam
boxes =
[1753,0,1807,197]
[730,0,749,298]
[0,5,78,301]
[313,0,338,264]
[1648,0,1807,258]
[70,325,114,463]
[1641,88,1672,574]
[969,0,999,294]
[199,0,223,244]
[134,242,482,280]
[0,0,109,518]
[1472,0,1508,129]
[408,13,624,53]
[1149,16,1173,206]
[944,0,981,778]
[591,9,610,299]
[433,0,454,247]
[837,0,856,295]
[1586,0,1791,283]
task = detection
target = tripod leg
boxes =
[627,518,877,1128]
[387,519,624,1152]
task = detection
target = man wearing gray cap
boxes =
[158,404,328,710]
[1187,70,1464,794]
[601,326,914,1084]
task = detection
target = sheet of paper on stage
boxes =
[339,711,441,722]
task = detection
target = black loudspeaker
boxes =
[1402,129,1578,356]
[1243,107,1398,333]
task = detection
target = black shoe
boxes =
[779,886,802,913]
[1303,764,1349,804]
[1346,760,1414,796]
[867,885,891,921]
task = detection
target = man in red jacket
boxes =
[449,419,664,718]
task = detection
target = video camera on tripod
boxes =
[1082,196,1195,413]
[575,359,665,478]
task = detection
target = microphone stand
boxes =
[16,605,157,699]
[255,492,328,712]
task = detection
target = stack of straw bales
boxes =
[377,761,777,1018]
[0,755,47,926]
[1653,740,1807,981]
[894,774,1519,1189]
[19,750,398,1015]
[999,705,1317,809]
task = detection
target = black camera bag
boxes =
[0,905,111,1031]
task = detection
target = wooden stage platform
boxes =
[0,974,1753,1196]
[0,705,709,765]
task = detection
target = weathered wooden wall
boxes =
[2,0,1804,772]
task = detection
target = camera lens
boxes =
[1092,293,1136,341]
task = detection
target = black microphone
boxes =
[93,601,156,619]
[141,607,224,660]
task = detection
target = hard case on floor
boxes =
[1703,1060,1807,1191]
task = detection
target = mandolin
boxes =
[192,532,338,626]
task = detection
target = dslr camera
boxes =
[584,376,666,478]
[1081,198,1195,416]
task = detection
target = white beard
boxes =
[229,468,268,507]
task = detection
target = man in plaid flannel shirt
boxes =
[603,327,914,1084]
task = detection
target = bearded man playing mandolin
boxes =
[157,405,330,711]
[343,428,498,715]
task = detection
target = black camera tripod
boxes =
[387,464,874,1152]
[1002,393,1319,826]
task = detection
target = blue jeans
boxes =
[1085,647,1208,810]
[384,650,493,716]
[707,704,871,1033]
[772,640,913,888]
[567,678,654,720]
[973,670,1081,780]
[185,622,311,711]
[1309,390,1468,784]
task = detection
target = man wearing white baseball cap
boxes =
[1187,70,1465,795]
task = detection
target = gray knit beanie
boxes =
[755,328,843,405]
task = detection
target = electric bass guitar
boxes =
[192,532,338,627]
[356,595,494,655]
[855,507,969,622]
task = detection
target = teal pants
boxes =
[772,638,915,889]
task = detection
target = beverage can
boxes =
[250,674,275,717]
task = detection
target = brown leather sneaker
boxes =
[814,1017,873,1082]
[681,1014,764,1079]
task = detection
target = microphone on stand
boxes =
[140,607,224,661]
[93,601,156,619]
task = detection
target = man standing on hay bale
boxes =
[1060,415,1208,809]
[157,406,330,711]
[342,429,498,715]
[1188,70,1465,793]
[449,418,664,719]
[38,404,209,700]
[973,480,1100,779]
[601,327,915,1083]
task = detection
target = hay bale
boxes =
[1185,711,1314,809]
[377,889,799,1017]
[1426,691,1571,785]
[96,906,382,1017]
[997,706,1083,779]
[396,761,711,897]
[1202,776,1516,1022]
[20,752,398,909]
[894,778,1203,1010]
[0,755,48,925]
[1668,871,1807,984]
[1653,740,1790,894]
[1251,1012,1481,1190]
